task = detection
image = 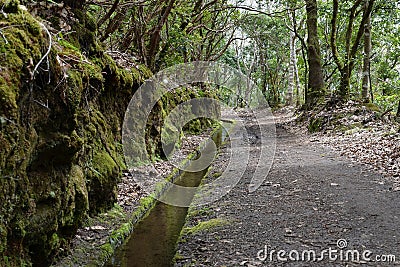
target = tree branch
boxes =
[349,0,375,69]
[33,23,52,80]
[97,0,120,27]
[330,0,343,71]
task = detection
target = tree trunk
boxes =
[260,51,268,99]
[305,0,325,109]
[397,100,400,118]
[287,29,295,106]
[338,66,351,100]
[294,49,301,106]
[362,4,372,102]
[147,0,176,70]
[331,0,375,101]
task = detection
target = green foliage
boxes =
[368,1,400,110]
[375,95,400,113]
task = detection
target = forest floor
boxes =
[175,110,400,267]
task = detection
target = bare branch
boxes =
[212,4,305,17]
[33,23,52,80]
[33,99,50,110]
[97,0,120,27]
[0,30,7,44]
[88,0,148,8]
[349,0,375,68]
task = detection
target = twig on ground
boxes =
[381,108,393,119]
[0,30,7,44]
[0,4,7,18]
[0,116,17,126]
[32,22,52,79]
[33,99,50,110]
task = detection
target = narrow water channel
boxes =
[105,128,226,267]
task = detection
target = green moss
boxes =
[116,68,133,87]
[69,164,89,215]
[109,222,132,247]
[100,243,113,257]
[181,218,229,236]
[173,252,185,261]
[212,172,222,178]
[308,117,323,133]
[130,67,142,82]
[0,75,18,116]
[50,233,60,250]
[57,38,80,52]
[364,103,381,112]
[92,151,117,179]
[138,64,153,78]
[106,204,126,220]
[0,224,6,253]
[0,6,43,118]
[187,207,212,218]
[80,61,104,82]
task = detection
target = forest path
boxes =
[174,113,400,267]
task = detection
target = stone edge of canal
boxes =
[100,122,233,266]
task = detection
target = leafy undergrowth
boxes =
[278,101,400,190]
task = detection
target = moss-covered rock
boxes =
[0,1,217,265]
[0,1,149,265]
[302,100,381,134]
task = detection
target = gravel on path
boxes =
[175,112,400,267]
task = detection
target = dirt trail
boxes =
[175,113,400,267]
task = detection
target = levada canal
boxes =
[106,125,229,267]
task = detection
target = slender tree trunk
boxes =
[235,43,244,108]
[331,0,375,101]
[98,0,120,27]
[259,50,268,99]
[147,0,176,70]
[338,66,351,100]
[397,100,400,118]
[287,30,295,106]
[294,49,301,106]
[362,4,372,102]
[305,0,325,109]
[244,45,257,107]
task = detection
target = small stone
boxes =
[90,225,106,231]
